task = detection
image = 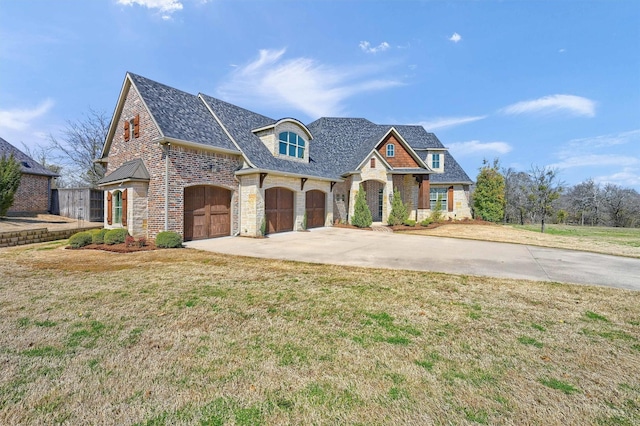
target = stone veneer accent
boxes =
[239,173,332,236]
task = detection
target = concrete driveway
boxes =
[184,227,640,291]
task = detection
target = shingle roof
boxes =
[429,152,473,184]
[97,158,150,185]
[123,74,472,184]
[128,73,238,152]
[0,136,59,177]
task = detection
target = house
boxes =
[0,136,58,215]
[97,73,473,240]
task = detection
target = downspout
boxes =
[234,173,241,236]
[158,140,171,231]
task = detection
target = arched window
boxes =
[386,144,395,157]
[113,190,123,224]
[279,132,305,158]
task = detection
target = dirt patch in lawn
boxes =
[400,223,640,258]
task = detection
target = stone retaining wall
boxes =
[0,226,102,248]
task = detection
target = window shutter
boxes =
[447,186,454,212]
[370,158,376,168]
[133,114,140,138]
[122,189,128,227]
[107,192,113,225]
[124,121,130,141]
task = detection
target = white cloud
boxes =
[448,140,512,156]
[502,94,596,117]
[217,48,403,118]
[417,115,487,131]
[565,129,640,149]
[549,154,639,169]
[449,32,462,43]
[117,0,183,19]
[595,168,640,187]
[359,41,390,54]
[0,99,55,131]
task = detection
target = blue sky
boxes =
[1,0,639,190]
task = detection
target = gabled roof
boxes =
[97,158,150,185]
[0,136,58,177]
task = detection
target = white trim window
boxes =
[430,188,447,210]
[432,153,441,169]
[278,132,305,158]
[386,144,395,157]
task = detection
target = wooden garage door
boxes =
[305,190,325,229]
[265,187,294,234]
[184,186,231,241]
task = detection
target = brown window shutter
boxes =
[447,186,454,212]
[122,189,128,227]
[107,192,113,225]
[370,158,375,168]
[133,114,140,138]
[124,120,130,141]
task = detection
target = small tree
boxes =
[387,188,409,225]
[0,154,22,217]
[527,165,563,233]
[430,194,444,223]
[473,158,505,222]
[351,188,372,228]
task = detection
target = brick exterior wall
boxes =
[103,83,244,239]
[8,174,51,214]
[377,134,419,168]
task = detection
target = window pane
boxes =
[279,132,287,142]
[298,137,305,147]
[289,144,296,156]
[298,147,304,158]
[279,142,287,155]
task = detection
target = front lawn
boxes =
[0,243,638,425]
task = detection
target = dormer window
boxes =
[386,144,395,157]
[432,153,441,169]
[279,132,305,159]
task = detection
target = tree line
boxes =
[473,159,640,231]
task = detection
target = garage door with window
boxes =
[265,187,294,234]
[305,190,325,229]
[184,186,231,241]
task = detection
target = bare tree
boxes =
[48,108,108,188]
[503,167,533,225]
[563,178,602,226]
[602,184,640,227]
[527,166,563,233]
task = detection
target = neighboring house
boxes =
[98,73,473,240]
[0,137,58,215]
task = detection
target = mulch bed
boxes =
[334,218,493,232]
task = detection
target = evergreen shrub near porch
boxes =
[352,189,372,228]
[388,188,409,226]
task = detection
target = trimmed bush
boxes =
[91,228,108,244]
[420,218,433,227]
[155,231,183,248]
[388,188,409,226]
[69,231,93,248]
[104,228,128,245]
[403,219,416,227]
[351,188,372,228]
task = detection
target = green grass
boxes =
[539,378,581,395]
[518,336,544,348]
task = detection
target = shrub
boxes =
[91,228,108,244]
[69,231,93,248]
[155,231,183,248]
[104,228,128,245]
[351,188,372,228]
[137,236,147,248]
[420,218,433,227]
[125,234,136,247]
[388,188,409,226]
[403,219,416,227]
[430,195,444,223]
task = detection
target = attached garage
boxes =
[305,190,326,229]
[184,186,231,241]
[265,187,294,234]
